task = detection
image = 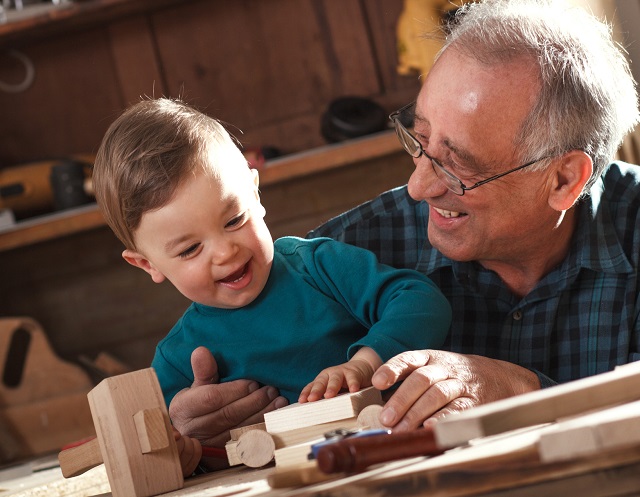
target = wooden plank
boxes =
[537,400,640,463]
[264,387,382,433]
[274,439,321,468]
[292,423,640,497]
[260,131,402,185]
[108,15,168,105]
[271,418,359,450]
[0,0,190,49]
[434,361,640,449]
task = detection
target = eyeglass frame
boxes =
[389,101,551,196]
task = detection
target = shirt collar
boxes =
[572,171,633,274]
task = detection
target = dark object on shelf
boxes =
[50,160,92,211]
[321,96,388,143]
[0,158,93,219]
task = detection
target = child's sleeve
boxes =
[307,238,452,363]
[151,344,192,408]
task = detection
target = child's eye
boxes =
[178,243,200,258]
[226,212,247,229]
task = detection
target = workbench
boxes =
[3,333,640,497]
[2,433,639,497]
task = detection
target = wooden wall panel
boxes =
[363,0,422,94]
[0,29,122,165]
[0,0,422,371]
[107,15,168,105]
[0,0,418,165]
[0,226,189,368]
[149,0,389,154]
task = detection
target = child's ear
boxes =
[251,168,263,204]
[122,249,166,284]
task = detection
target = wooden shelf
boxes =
[0,0,189,48]
[0,131,402,252]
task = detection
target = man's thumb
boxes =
[190,346,219,387]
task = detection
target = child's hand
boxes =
[298,347,382,403]
[173,427,203,477]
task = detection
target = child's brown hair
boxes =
[93,98,233,249]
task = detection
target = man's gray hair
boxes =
[440,0,639,189]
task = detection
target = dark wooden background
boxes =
[0,0,419,166]
[0,0,424,370]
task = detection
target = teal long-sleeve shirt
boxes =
[152,236,451,406]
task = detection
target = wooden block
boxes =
[268,461,336,488]
[58,437,103,478]
[357,404,385,429]
[88,368,183,497]
[434,361,640,449]
[236,430,276,468]
[264,387,383,433]
[274,438,322,468]
[133,408,170,454]
[225,439,242,466]
[229,422,267,441]
[538,400,640,462]
[271,417,359,449]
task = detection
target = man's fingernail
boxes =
[394,420,410,432]
[274,397,288,409]
[267,386,279,400]
[248,382,259,393]
[380,407,396,426]
[373,371,389,386]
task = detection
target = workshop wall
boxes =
[0,0,425,372]
[0,0,419,167]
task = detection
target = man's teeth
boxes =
[436,208,462,218]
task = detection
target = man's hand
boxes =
[172,427,202,477]
[299,347,381,403]
[169,347,288,448]
[371,350,541,431]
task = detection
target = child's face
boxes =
[123,142,274,309]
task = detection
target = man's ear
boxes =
[122,249,166,284]
[548,150,593,212]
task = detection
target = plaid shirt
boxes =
[309,161,640,387]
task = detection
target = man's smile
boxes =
[433,207,466,219]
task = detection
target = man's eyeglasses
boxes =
[389,101,549,196]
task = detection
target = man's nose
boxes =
[407,155,448,200]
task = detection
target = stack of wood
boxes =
[224,387,385,475]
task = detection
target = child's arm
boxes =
[172,427,203,477]
[298,346,383,402]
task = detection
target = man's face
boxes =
[129,142,274,309]
[408,49,560,267]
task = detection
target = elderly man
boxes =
[169,0,640,453]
